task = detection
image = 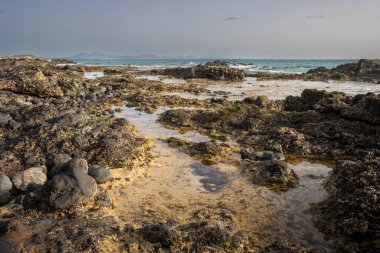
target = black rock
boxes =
[48,174,82,209]
[88,165,112,184]
[0,191,11,206]
[248,161,299,189]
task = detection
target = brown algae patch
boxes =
[161,137,240,165]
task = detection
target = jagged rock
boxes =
[313,159,380,245]
[241,150,284,161]
[150,63,245,81]
[244,161,299,189]
[2,216,120,252]
[11,166,47,192]
[243,96,283,110]
[141,223,179,248]
[205,60,231,67]
[341,93,380,124]
[252,59,380,83]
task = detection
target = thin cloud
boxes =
[224,16,248,21]
[0,9,5,14]
[305,14,329,19]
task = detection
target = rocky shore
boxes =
[147,61,246,82]
[0,57,379,252]
[250,59,380,84]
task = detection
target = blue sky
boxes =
[0,0,379,58]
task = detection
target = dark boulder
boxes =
[244,161,299,189]
[88,165,112,184]
[48,174,82,209]
[340,93,380,124]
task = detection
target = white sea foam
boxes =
[84,71,104,79]
[207,77,380,100]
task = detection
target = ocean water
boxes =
[74,59,357,73]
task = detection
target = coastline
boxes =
[0,57,379,252]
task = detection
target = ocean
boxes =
[74,59,357,73]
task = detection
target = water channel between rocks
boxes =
[165,77,380,101]
[109,105,335,252]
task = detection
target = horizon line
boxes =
[3,54,375,61]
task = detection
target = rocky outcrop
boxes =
[284,89,380,124]
[311,159,380,252]
[137,209,251,252]
[0,99,148,176]
[1,216,120,253]
[241,150,285,161]
[242,160,299,190]
[0,57,152,251]
[162,137,238,165]
[149,61,245,81]
[0,67,84,98]
[251,59,380,83]
[158,89,379,251]
[1,56,378,252]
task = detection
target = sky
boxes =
[0,0,379,59]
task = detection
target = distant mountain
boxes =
[69,53,205,60]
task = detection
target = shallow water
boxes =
[84,71,105,79]
[113,106,209,141]
[75,59,356,74]
[137,75,187,84]
[167,77,380,101]
[111,105,334,252]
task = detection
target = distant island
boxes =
[69,53,209,60]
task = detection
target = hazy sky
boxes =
[0,0,379,59]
